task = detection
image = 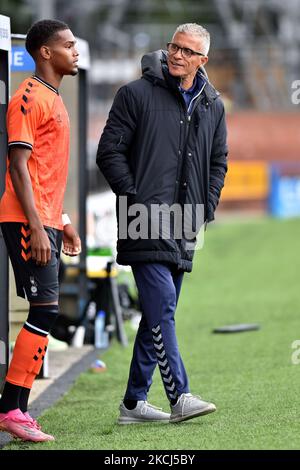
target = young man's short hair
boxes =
[25,19,70,57]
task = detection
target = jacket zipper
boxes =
[174,83,207,203]
[187,83,206,115]
[187,84,210,222]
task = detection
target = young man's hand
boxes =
[62,224,81,256]
[31,226,51,266]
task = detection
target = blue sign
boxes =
[11,46,35,72]
[269,165,300,218]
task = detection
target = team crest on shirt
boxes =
[30,276,38,296]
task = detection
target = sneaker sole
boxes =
[169,405,216,423]
[118,417,170,425]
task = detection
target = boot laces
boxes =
[141,401,162,415]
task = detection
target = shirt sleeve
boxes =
[7,90,42,151]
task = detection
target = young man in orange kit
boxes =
[0,19,81,442]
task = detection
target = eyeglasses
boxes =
[166,42,206,59]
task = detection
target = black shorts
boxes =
[1,222,63,303]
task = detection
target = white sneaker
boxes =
[118,400,170,424]
[170,393,216,423]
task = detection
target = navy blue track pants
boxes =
[124,263,189,401]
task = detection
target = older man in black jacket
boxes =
[97,23,228,424]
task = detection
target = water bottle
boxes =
[94,310,109,349]
[72,325,86,348]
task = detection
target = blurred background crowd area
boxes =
[2,0,300,226]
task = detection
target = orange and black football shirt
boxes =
[0,76,70,230]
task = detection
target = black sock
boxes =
[170,398,178,406]
[19,387,31,413]
[0,382,22,413]
[123,399,138,410]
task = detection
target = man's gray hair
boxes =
[174,23,210,55]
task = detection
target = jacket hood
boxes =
[141,49,219,102]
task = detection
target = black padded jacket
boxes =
[97,50,228,272]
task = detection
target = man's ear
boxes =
[40,45,51,60]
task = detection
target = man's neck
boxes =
[34,67,63,90]
[180,75,196,91]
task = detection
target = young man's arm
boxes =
[9,146,51,266]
